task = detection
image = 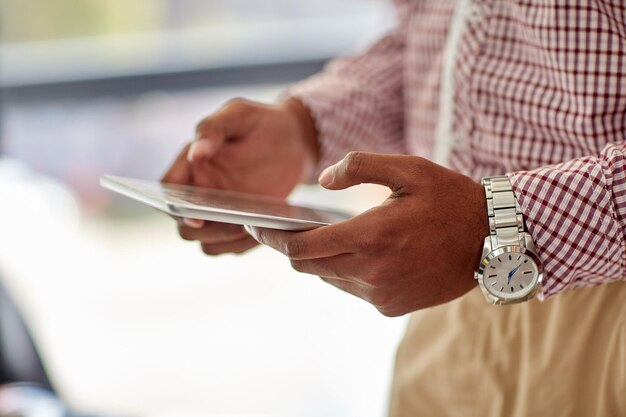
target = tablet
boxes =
[100,175,353,231]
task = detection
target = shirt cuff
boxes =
[507,151,625,300]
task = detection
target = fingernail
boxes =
[189,139,219,162]
[318,166,334,187]
[182,218,204,228]
[186,142,198,162]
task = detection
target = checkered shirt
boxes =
[288,0,626,299]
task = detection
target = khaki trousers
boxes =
[388,282,626,417]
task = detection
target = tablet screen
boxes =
[101,175,352,229]
[162,182,334,223]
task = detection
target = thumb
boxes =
[187,99,258,162]
[318,152,404,191]
[187,136,225,162]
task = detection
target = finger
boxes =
[289,254,375,288]
[181,218,204,229]
[188,138,224,163]
[167,214,204,229]
[162,143,192,184]
[189,99,259,162]
[180,222,248,244]
[318,151,407,191]
[200,235,258,255]
[245,212,376,260]
[319,276,370,300]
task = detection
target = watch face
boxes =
[482,251,539,300]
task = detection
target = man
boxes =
[163,1,626,415]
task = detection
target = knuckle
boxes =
[368,222,396,251]
[290,259,307,273]
[359,231,384,252]
[376,305,402,318]
[319,277,332,285]
[201,243,216,255]
[284,238,306,259]
[405,157,426,177]
[375,233,395,250]
[224,98,252,113]
[195,118,220,137]
[233,242,257,255]
[367,290,397,316]
[178,227,195,241]
[343,151,366,178]
[225,97,248,106]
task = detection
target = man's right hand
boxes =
[162,98,319,255]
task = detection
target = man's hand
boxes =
[162,98,318,255]
[246,152,489,316]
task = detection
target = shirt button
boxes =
[468,3,483,24]
[453,133,470,150]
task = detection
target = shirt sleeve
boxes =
[286,0,410,178]
[507,142,626,300]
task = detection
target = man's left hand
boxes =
[246,152,489,316]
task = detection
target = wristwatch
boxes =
[475,176,543,305]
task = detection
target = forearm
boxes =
[285,2,410,178]
[508,142,626,299]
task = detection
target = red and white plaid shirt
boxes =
[289,0,626,299]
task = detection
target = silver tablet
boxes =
[100,175,353,231]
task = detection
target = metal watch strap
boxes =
[482,176,525,249]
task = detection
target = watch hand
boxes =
[507,263,523,285]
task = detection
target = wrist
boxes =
[280,98,320,166]
[471,179,490,267]
[475,176,543,304]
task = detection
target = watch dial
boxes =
[483,252,539,299]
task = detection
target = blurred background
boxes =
[0,1,407,416]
